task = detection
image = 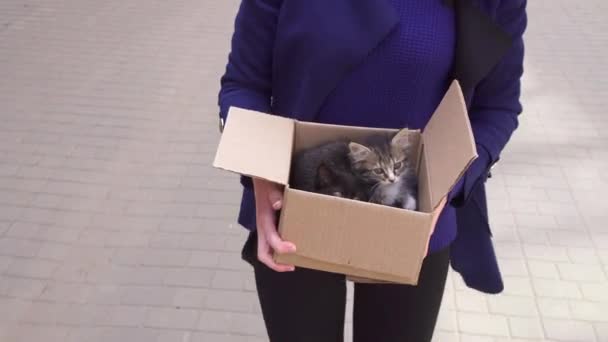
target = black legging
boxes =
[241,232,450,342]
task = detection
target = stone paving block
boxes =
[558,263,606,282]
[149,232,183,249]
[459,334,495,342]
[21,301,70,324]
[102,305,148,327]
[5,221,41,239]
[509,317,545,339]
[192,332,267,342]
[198,310,266,336]
[0,238,42,258]
[155,330,192,342]
[580,283,608,302]
[569,301,608,323]
[0,204,25,221]
[548,231,594,248]
[0,220,10,236]
[38,282,92,303]
[173,287,210,309]
[0,254,13,273]
[113,248,191,267]
[436,308,458,332]
[0,298,30,324]
[455,291,489,313]
[189,250,221,268]
[518,229,551,245]
[595,323,608,342]
[567,247,601,264]
[432,331,460,342]
[533,278,583,299]
[501,276,535,297]
[120,286,177,306]
[212,270,250,290]
[60,304,110,326]
[86,285,123,305]
[4,258,59,279]
[98,327,160,342]
[165,267,214,287]
[543,319,596,342]
[0,276,46,299]
[205,289,258,313]
[528,261,560,279]
[494,242,525,259]
[145,307,200,330]
[488,295,538,317]
[524,244,570,262]
[2,323,71,342]
[499,259,529,277]
[458,312,510,337]
[37,226,81,243]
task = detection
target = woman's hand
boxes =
[253,178,297,272]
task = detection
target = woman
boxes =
[217,0,527,341]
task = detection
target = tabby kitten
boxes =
[290,141,369,201]
[348,128,418,211]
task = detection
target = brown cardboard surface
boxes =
[212,107,295,185]
[275,188,432,283]
[422,81,478,209]
[278,253,419,284]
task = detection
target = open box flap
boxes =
[422,81,478,209]
[213,107,294,185]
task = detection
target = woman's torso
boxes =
[316,0,456,130]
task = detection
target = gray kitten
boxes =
[290,141,370,201]
[348,128,418,211]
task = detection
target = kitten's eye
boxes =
[373,168,383,175]
[394,162,403,170]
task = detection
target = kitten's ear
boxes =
[316,163,334,187]
[391,128,411,148]
[348,142,372,162]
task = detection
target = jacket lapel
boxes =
[296,0,513,119]
[294,1,399,121]
[451,0,513,100]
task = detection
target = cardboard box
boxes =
[213,81,477,285]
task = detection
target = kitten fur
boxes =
[348,129,419,210]
[290,141,369,201]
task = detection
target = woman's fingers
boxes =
[259,208,296,254]
[252,178,296,271]
[267,228,296,254]
[257,231,295,272]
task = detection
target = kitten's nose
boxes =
[388,173,396,182]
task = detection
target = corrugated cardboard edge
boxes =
[276,253,418,285]
[422,81,478,210]
[212,107,295,185]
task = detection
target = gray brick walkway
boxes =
[0,0,606,341]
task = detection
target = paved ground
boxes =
[0,0,607,341]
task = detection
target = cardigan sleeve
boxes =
[449,0,527,207]
[218,0,282,188]
[217,0,281,128]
